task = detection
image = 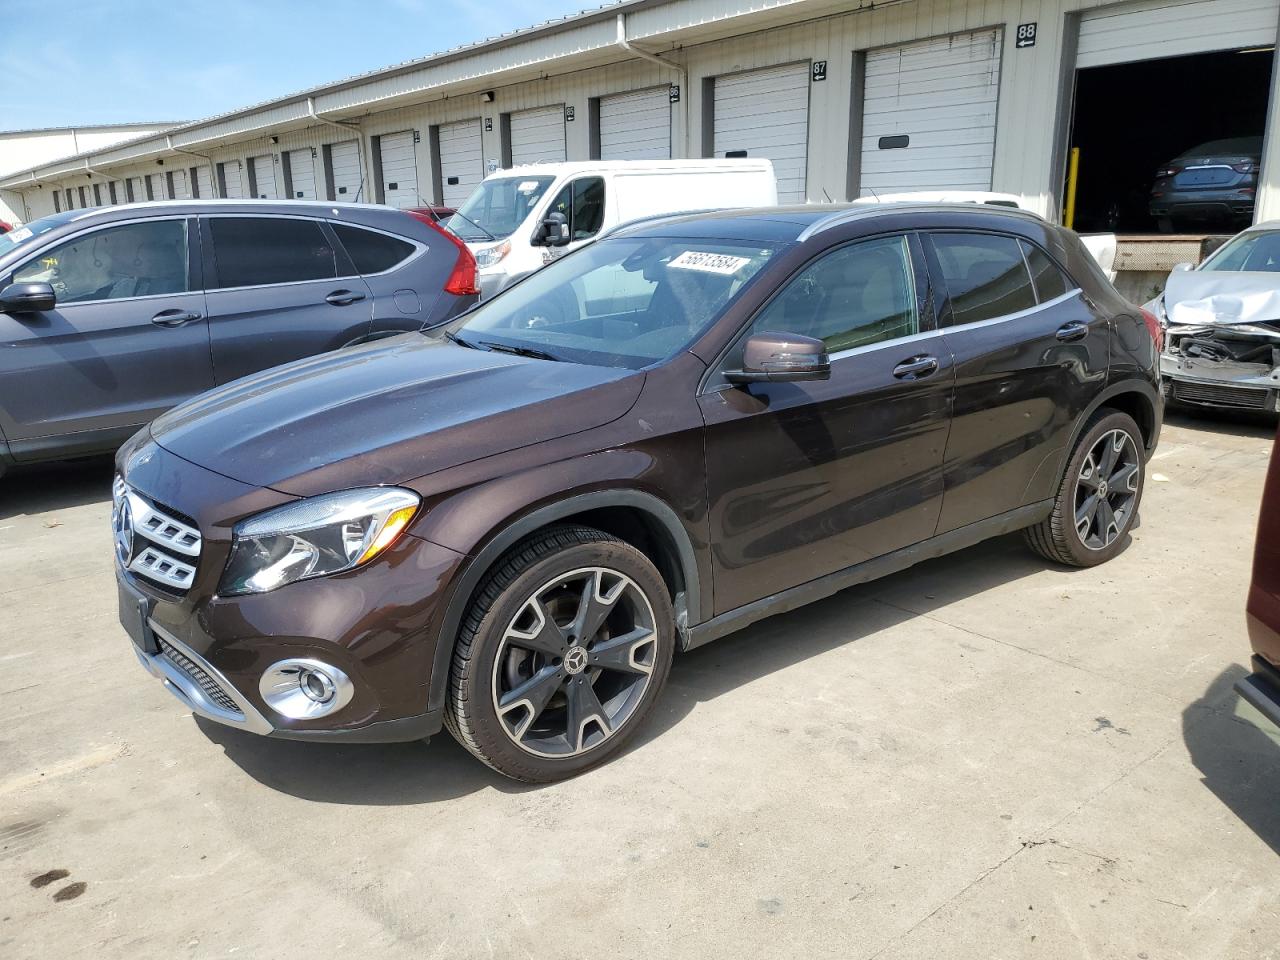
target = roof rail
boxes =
[795,201,1046,242]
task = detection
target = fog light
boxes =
[259,659,354,719]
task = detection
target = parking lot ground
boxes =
[2,412,1278,960]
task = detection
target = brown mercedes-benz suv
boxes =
[115,203,1163,781]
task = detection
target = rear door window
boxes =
[1021,241,1072,302]
[332,223,416,274]
[930,233,1038,325]
[209,217,338,288]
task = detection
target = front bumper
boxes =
[1235,654,1280,729]
[1160,352,1280,412]
[115,437,464,743]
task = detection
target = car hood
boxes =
[1163,270,1280,327]
[150,333,643,496]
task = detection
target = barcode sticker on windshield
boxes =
[669,250,752,275]
[517,181,541,193]
[6,227,32,244]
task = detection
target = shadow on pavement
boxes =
[1164,408,1278,441]
[202,533,1062,804]
[1183,665,1280,856]
[0,457,115,520]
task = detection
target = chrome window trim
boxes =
[7,215,193,306]
[939,287,1081,334]
[827,326,948,363]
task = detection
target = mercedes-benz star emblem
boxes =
[563,646,588,676]
[113,495,134,567]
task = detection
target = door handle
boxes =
[150,309,202,327]
[325,289,366,306]
[1056,321,1089,342]
[892,355,939,380]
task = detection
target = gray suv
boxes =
[0,200,478,473]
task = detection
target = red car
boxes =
[1238,424,1280,725]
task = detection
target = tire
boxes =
[444,525,675,782]
[1024,409,1145,568]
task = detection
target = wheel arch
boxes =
[425,489,702,716]
[1021,379,1161,505]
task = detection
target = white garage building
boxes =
[2,0,1277,233]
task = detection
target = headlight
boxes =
[220,488,420,596]
[474,240,510,268]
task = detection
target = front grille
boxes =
[1171,380,1271,410]
[113,479,202,593]
[158,638,242,715]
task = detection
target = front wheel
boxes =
[1024,410,1145,567]
[445,526,675,782]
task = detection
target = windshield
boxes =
[446,236,781,369]
[446,175,556,241]
[0,211,76,257]
[1200,231,1280,272]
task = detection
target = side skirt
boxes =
[684,500,1054,652]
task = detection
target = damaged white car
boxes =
[1148,222,1280,412]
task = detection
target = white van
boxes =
[445,159,778,298]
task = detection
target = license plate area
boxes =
[117,576,158,654]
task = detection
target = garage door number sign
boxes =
[1016,22,1037,48]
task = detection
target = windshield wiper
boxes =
[442,331,479,349]
[474,340,562,362]
[448,211,494,242]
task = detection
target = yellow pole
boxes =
[1064,147,1080,230]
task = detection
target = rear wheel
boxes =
[1024,410,1145,567]
[445,525,675,782]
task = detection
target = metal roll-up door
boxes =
[221,162,244,199]
[437,119,484,208]
[250,155,278,199]
[195,166,214,199]
[714,63,810,203]
[860,29,1003,195]
[170,169,191,200]
[1077,0,1277,67]
[510,105,567,166]
[379,131,419,208]
[147,173,167,200]
[329,140,363,200]
[287,148,318,200]
[599,87,671,161]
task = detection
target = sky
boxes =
[0,0,598,130]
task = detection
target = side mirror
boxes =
[0,281,55,314]
[532,210,571,248]
[1171,261,1194,273]
[725,331,830,384]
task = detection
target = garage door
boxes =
[169,169,191,200]
[599,87,671,161]
[250,155,278,199]
[1078,0,1277,67]
[194,165,214,199]
[437,119,484,208]
[859,29,1003,195]
[287,148,318,200]
[379,131,419,208]
[147,173,167,201]
[714,63,810,203]
[220,162,244,199]
[329,140,363,200]
[510,105,567,166]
